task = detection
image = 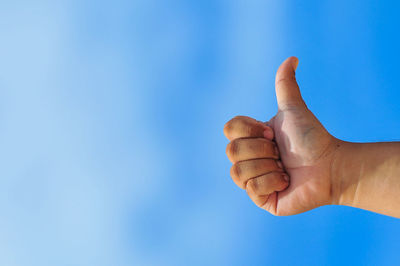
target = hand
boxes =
[224,56,342,216]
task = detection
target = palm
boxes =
[266,107,338,215]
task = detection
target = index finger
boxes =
[223,116,274,141]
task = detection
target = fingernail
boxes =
[293,57,299,71]
[282,174,289,182]
[276,160,283,169]
[263,126,274,140]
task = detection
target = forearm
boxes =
[332,141,400,217]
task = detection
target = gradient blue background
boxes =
[1,1,400,265]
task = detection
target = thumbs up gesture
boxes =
[224,57,341,216]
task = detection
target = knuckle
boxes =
[246,178,258,194]
[226,139,239,161]
[224,116,260,139]
[233,115,248,121]
[230,115,245,125]
[230,163,242,181]
[223,121,232,137]
[232,116,251,128]
[276,77,296,86]
[224,116,246,137]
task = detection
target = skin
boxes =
[224,56,400,217]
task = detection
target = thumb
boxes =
[275,56,306,111]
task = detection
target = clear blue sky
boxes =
[0,1,399,265]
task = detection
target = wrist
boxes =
[330,140,360,207]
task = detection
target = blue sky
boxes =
[0,1,399,265]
